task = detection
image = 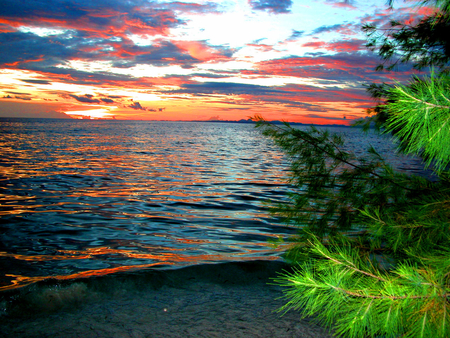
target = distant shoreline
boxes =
[0,116,354,128]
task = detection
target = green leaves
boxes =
[253,115,419,238]
[253,113,450,337]
[384,73,450,172]
[275,238,450,337]
[257,2,450,336]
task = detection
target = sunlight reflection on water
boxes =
[0,119,431,290]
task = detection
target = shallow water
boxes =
[0,119,430,291]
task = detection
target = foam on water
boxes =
[0,260,288,317]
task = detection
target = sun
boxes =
[64,108,116,119]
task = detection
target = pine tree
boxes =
[384,72,450,171]
[256,1,450,337]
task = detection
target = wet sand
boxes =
[0,261,334,338]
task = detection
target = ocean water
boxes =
[0,119,430,292]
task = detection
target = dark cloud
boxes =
[248,0,293,14]
[132,41,198,67]
[190,72,236,79]
[0,31,233,81]
[128,101,145,110]
[6,91,31,95]
[0,0,233,74]
[0,32,72,68]
[0,0,183,37]
[126,102,165,112]
[312,24,345,35]
[3,91,33,100]
[250,52,399,83]
[170,81,285,96]
[166,81,336,112]
[101,98,115,103]
[282,84,368,103]
[261,97,330,112]
[288,30,305,40]
[12,95,32,101]
[21,79,52,84]
[69,94,100,103]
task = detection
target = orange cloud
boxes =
[302,39,365,53]
[172,40,231,62]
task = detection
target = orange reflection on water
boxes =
[1,253,282,291]
[0,122,292,292]
[0,251,91,261]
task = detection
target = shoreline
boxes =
[0,261,334,337]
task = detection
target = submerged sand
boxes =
[0,261,334,338]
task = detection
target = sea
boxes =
[0,118,431,294]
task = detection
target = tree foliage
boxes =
[361,0,450,173]
[364,1,450,71]
[255,1,450,337]
[384,72,450,171]
[255,115,450,337]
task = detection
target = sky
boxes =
[0,0,433,124]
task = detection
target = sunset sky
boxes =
[0,0,432,124]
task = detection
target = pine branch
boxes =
[384,73,450,171]
[276,239,450,337]
[263,1,450,337]
[253,115,417,192]
[310,238,387,282]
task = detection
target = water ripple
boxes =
[0,119,432,290]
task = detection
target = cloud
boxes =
[5,91,31,95]
[302,39,366,53]
[128,101,145,110]
[208,115,221,120]
[287,30,305,40]
[248,0,293,14]
[69,94,100,103]
[312,23,346,35]
[21,79,51,84]
[162,2,220,14]
[245,43,275,52]
[171,40,234,62]
[0,0,183,39]
[0,0,234,75]
[101,98,115,103]
[0,32,70,68]
[4,95,31,101]
[0,30,234,81]
[3,91,33,100]
[325,0,358,10]
[0,0,426,122]
[126,102,163,112]
[170,81,285,96]
[250,53,383,81]
[166,80,351,112]
[0,101,72,118]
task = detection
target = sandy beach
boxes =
[0,261,334,338]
